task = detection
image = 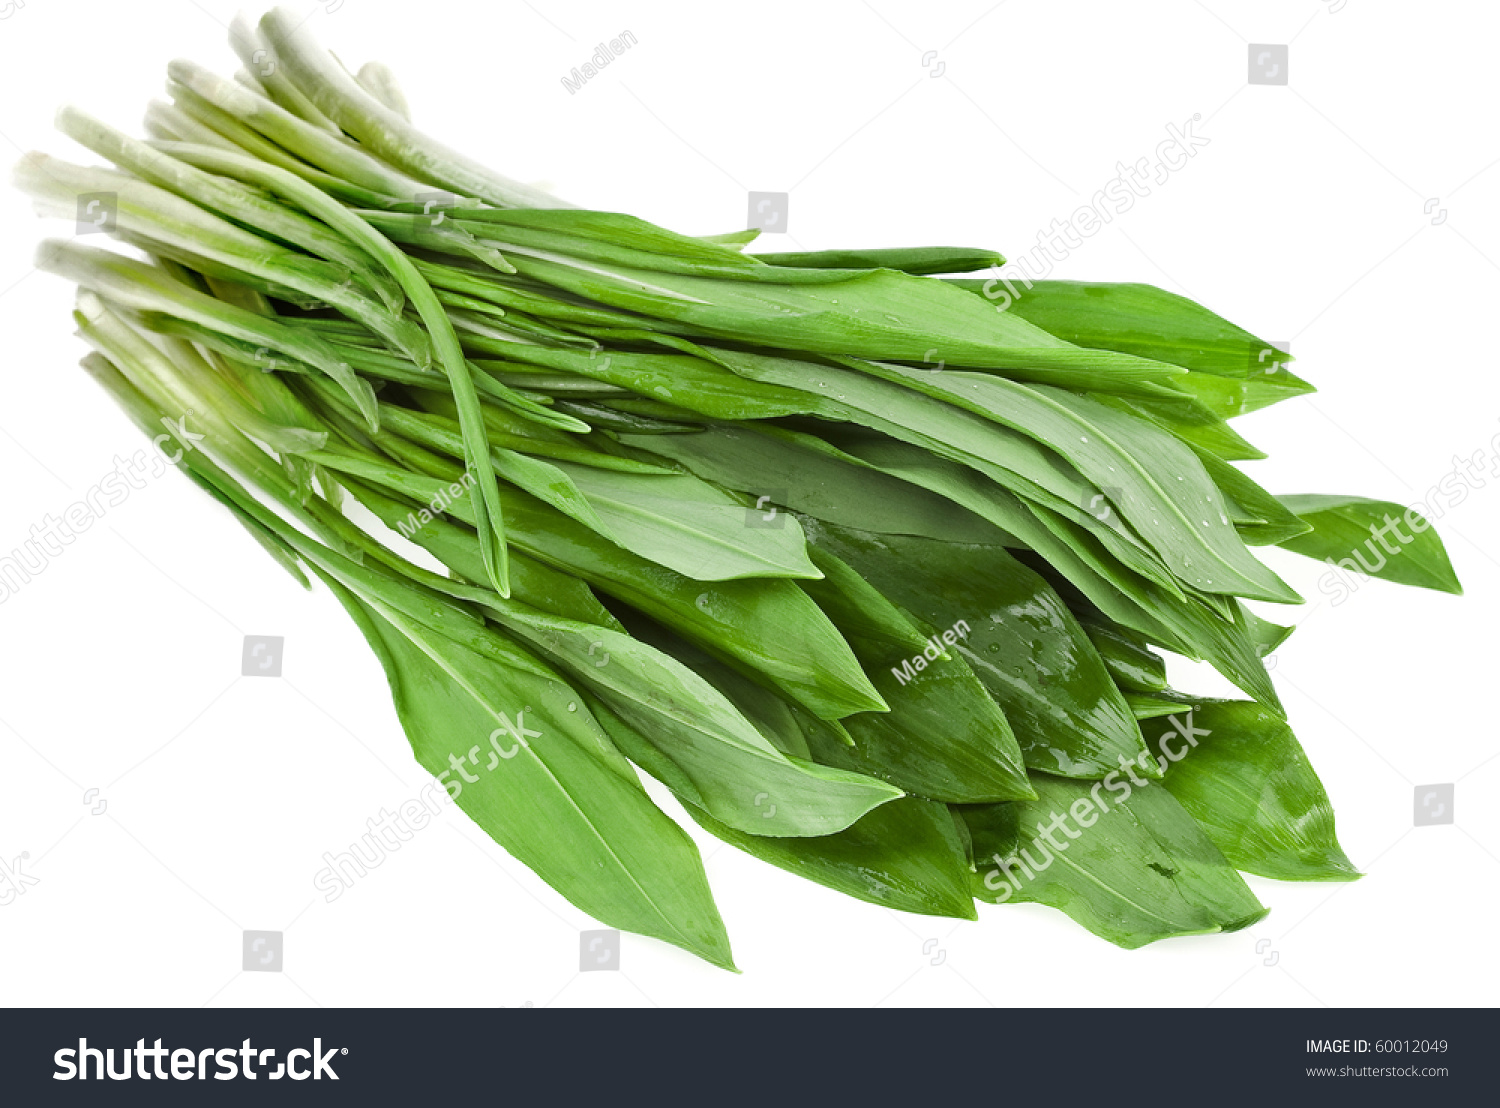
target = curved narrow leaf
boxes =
[753,245,1003,275]
[492,346,821,421]
[1094,392,1267,462]
[619,615,814,759]
[584,687,973,918]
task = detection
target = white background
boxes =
[1,0,1496,1007]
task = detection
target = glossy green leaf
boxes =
[488,346,821,422]
[964,777,1268,948]
[327,586,736,968]
[501,253,1191,396]
[315,450,886,719]
[1095,392,1267,462]
[1021,384,1299,603]
[1084,621,1168,692]
[805,522,1153,780]
[617,614,814,759]
[1023,537,1283,717]
[108,364,736,968]
[486,599,903,837]
[553,461,825,581]
[1156,700,1361,881]
[690,798,978,920]
[1174,366,1316,418]
[710,347,1187,597]
[1125,691,1195,720]
[623,425,1006,544]
[754,245,1003,275]
[966,278,1286,379]
[1277,494,1463,595]
[1187,447,1311,545]
[800,544,1034,803]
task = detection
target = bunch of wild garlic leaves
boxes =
[19,8,1461,968]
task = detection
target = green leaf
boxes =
[1243,609,1293,658]
[345,477,621,630]
[449,208,767,275]
[1012,515,1284,715]
[689,798,978,920]
[805,522,1153,780]
[500,253,1192,396]
[623,425,1007,544]
[862,370,1301,604]
[585,686,973,918]
[753,245,1003,275]
[1187,448,1311,545]
[800,544,1035,803]
[964,776,1269,948]
[487,599,903,837]
[1125,691,1194,720]
[1276,494,1463,595]
[552,461,825,581]
[966,279,1287,380]
[1155,700,1361,882]
[1174,367,1316,419]
[324,579,737,969]
[1095,392,1267,462]
[1083,621,1168,693]
[119,378,735,967]
[488,346,821,422]
[42,240,380,429]
[617,614,814,759]
[710,348,1187,597]
[316,451,885,719]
